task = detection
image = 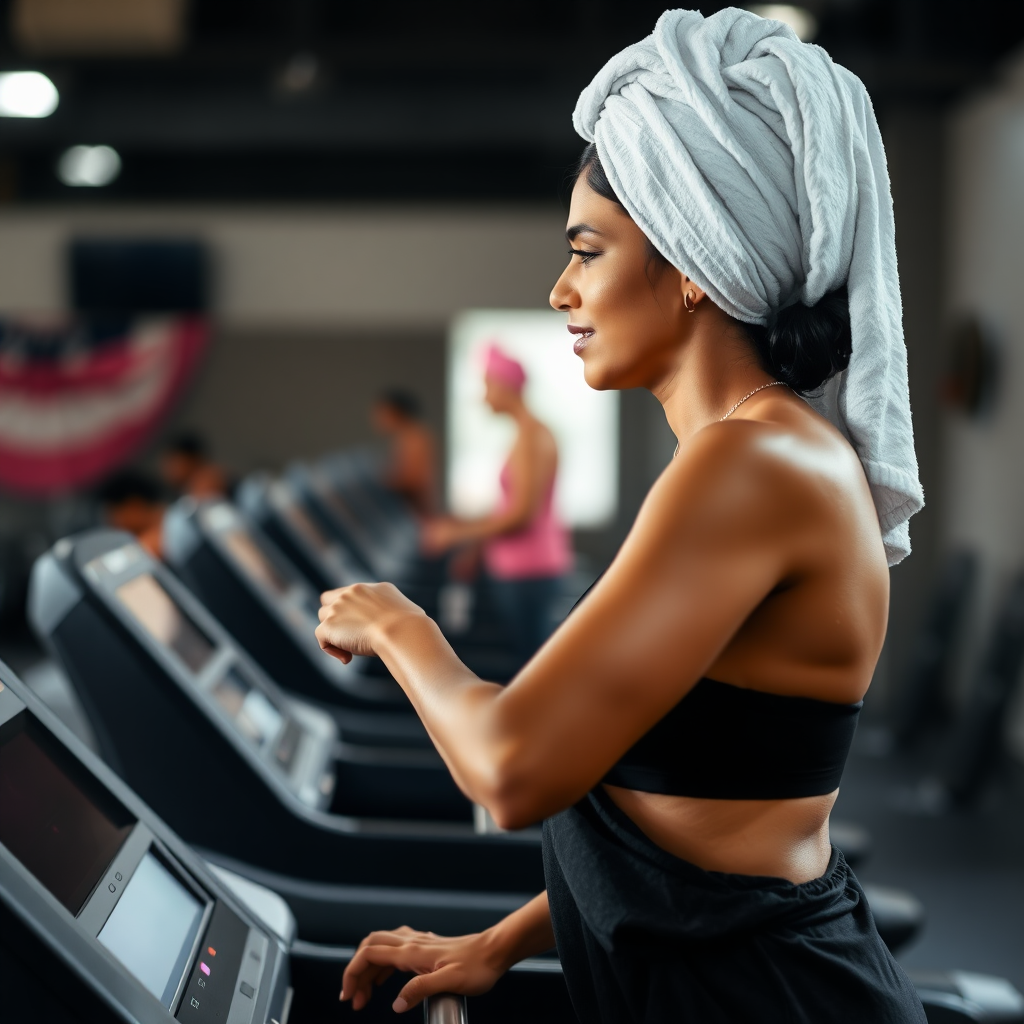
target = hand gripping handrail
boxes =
[424,993,468,1023]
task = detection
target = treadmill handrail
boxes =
[426,994,468,1024]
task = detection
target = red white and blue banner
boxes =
[0,315,208,496]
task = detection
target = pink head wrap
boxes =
[483,344,526,392]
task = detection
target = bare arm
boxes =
[423,422,556,551]
[340,892,554,1013]
[319,423,819,828]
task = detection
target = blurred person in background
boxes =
[159,431,229,500]
[372,389,438,517]
[96,470,166,559]
[422,346,571,664]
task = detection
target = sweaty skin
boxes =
[323,177,889,1013]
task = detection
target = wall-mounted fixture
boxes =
[274,52,322,98]
[941,315,1000,419]
[69,238,209,313]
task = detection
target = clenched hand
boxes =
[315,582,425,664]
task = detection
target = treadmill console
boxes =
[268,480,371,584]
[161,498,414,713]
[114,571,215,674]
[82,542,337,811]
[195,502,397,700]
[0,681,282,1023]
[202,502,322,635]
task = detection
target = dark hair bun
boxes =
[750,287,851,394]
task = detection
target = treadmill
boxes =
[237,471,369,595]
[162,497,409,718]
[31,528,470,817]
[0,661,294,1024]
[239,471,520,680]
[286,461,436,589]
[314,451,427,586]
[3,665,1020,1024]
[301,458,522,670]
[0,660,580,1024]
[319,448,420,535]
[28,530,546,944]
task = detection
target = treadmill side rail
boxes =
[426,994,469,1024]
[28,546,83,637]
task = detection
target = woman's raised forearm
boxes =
[317,582,545,821]
[371,609,513,805]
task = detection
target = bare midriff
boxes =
[603,783,838,885]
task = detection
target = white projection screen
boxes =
[447,309,619,529]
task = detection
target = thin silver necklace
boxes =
[674,380,787,458]
[720,379,787,421]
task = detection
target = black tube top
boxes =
[602,677,862,800]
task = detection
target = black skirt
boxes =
[542,787,927,1023]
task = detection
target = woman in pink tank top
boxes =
[422,345,571,662]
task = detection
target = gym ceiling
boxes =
[0,0,1022,202]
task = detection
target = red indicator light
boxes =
[207,947,216,957]
[200,963,210,976]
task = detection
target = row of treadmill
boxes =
[3,451,1022,1023]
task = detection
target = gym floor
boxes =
[836,726,1024,989]
[5,629,1022,991]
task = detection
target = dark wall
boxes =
[877,104,949,707]
[164,327,448,475]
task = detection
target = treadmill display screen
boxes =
[115,574,216,674]
[0,715,132,914]
[222,528,291,597]
[98,851,204,1007]
[210,669,284,749]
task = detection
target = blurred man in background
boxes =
[371,389,437,517]
[96,470,166,558]
[159,431,229,500]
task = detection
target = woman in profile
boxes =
[423,345,571,665]
[317,9,926,1022]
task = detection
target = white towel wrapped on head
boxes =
[574,6,923,566]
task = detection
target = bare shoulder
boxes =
[522,417,558,458]
[642,407,878,561]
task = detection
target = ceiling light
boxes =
[57,145,121,187]
[746,4,819,42]
[0,70,59,117]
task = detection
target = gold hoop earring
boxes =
[684,292,696,313]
